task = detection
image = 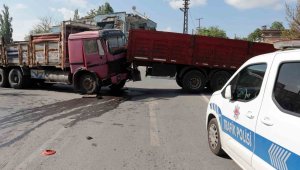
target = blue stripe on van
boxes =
[210,103,300,170]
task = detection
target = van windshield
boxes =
[107,35,126,55]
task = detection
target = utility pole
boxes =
[196,18,203,30]
[180,0,190,34]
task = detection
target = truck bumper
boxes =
[111,73,127,84]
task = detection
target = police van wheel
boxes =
[208,118,225,156]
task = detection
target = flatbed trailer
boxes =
[127,30,276,92]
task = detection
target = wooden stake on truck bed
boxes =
[61,21,66,70]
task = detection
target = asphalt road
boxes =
[0,71,240,170]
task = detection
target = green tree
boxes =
[247,28,262,42]
[197,26,227,38]
[234,35,247,40]
[101,2,114,15]
[30,16,53,35]
[270,21,285,30]
[86,9,97,18]
[73,9,80,21]
[284,1,300,39]
[0,5,13,43]
[86,2,114,18]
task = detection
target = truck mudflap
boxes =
[131,68,141,81]
[111,73,128,84]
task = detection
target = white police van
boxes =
[206,42,300,170]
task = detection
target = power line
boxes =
[189,11,196,29]
[189,11,196,34]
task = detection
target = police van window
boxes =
[84,39,98,55]
[226,64,267,102]
[274,62,300,114]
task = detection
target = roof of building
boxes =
[68,29,124,40]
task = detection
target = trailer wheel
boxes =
[182,70,206,93]
[176,75,183,88]
[0,68,9,87]
[8,68,25,89]
[210,71,231,92]
[79,74,99,94]
[109,79,126,92]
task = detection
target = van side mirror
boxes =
[225,85,232,99]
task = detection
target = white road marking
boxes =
[148,101,160,147]
[15,99,115,170]
[201,95,210,103]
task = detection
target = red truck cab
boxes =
[68,29,128,94]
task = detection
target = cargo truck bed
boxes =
[0,21,98,69]
[127,30,275,69]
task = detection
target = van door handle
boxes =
[246,111,254,119]
[261,117,274,126]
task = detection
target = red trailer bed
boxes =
[127,30,276,92]
[127,30,275,69]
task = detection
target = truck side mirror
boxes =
[225,85,232,100]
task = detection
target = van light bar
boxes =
[274,40,300,50]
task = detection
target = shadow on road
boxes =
[100,87,213,101]
[29,84,76,93]
[0,95,123,148]
[0,85,213,148]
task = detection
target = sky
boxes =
[0,0,297,41]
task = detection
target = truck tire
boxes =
[182,70,206,93]
[176,75,183,88]
[210,71,231,92]
[109,79,126,92]
[0,68,9,87]
[8,68,25,89]
[208,118,225,156]
[79,74,99,94]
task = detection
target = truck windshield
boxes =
[107,35,126,55]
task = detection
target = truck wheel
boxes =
[8,68,25,89]
[176,75,183,88]
[210,71,231,92]
[110,79,126,92]
[208,118,225,156]
[182,70,206,93]
[0,68,9,87]
[79,74,99,94]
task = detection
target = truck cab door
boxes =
[218,63,268,168]
[253,53,300,170]
[83,39,108,79]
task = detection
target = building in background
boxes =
[50,10,157,38]
[94,11,157,37]
[261,26,287,44]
